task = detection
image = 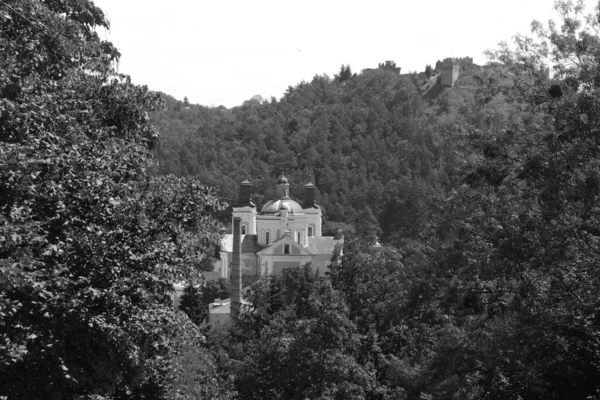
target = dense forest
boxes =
[150,64,468,241]
[3,0,600,398]
[149,54,519,245]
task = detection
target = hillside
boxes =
[150,62,513,242]
[7,0,600,398]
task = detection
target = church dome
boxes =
[259,198,304,215]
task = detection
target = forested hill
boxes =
[7,0,600,397]
[150,64,509,242]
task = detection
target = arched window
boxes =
[241,225,246,234]
[265,231,270,245]
[307,226,313,237]
[296,231,300,243]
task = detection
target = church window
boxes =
[284,244,290,254]
[265,231,270,245]
[308,226,313,237]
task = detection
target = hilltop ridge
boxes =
[150,56,514,240]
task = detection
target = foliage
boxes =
[5,0,600,398]
[149,66,454,244]
[424,65,432,78]
[0,0,225,397]
[202,277,232,305]
[328,238,442,398]
[171,338,237,400]
[354,206,382,243]
[196,3,600,398]
[335,64,354,83]
[411,1,600,397]
[179,284,205,326]
[210,265,394,399]
[179,278,230,325]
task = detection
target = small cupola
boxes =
[237,179,255,207]
[302,182,318,209]
[276,172,290,198]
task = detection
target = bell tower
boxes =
[232,179,257,235]
[302,182,322,237]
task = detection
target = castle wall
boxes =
[441,67,455,87]
[435,57,473,71]
[452,64,460,85]
[439,61,465,87]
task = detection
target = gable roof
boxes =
[257,234,314,256]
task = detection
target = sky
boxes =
[93,0,565,108]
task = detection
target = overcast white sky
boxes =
[93,0,564,108]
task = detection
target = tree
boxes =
[335,64,353,83]
[328,238,439,398]
[355,206,382,243]
[179,284,205,325]
[417,1,600,397]
[179,278,230,325]
[201,278,231,305]
[425,64,432,78]
[211,265,387,399]
[0,1,225,397]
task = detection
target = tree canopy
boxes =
[4,0,600,398]
[0,0,228,397]
[202,1,600,398]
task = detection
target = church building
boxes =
[212,173,341,279]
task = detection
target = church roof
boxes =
[209,297,252,314]
[259,198,304,215]
[209,298,231,314]
[220,234,265,253]
[256,234,315,256]
[307,236,343,255]
[219,234,341,257]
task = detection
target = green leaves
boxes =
[0,0,225,397]
[211,265,381,399]
[407,3,600,397]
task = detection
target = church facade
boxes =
[212,174,341,279]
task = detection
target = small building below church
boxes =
[208,297,251,327]
[212,173,342,279]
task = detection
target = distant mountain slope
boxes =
[149,64,513,241]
